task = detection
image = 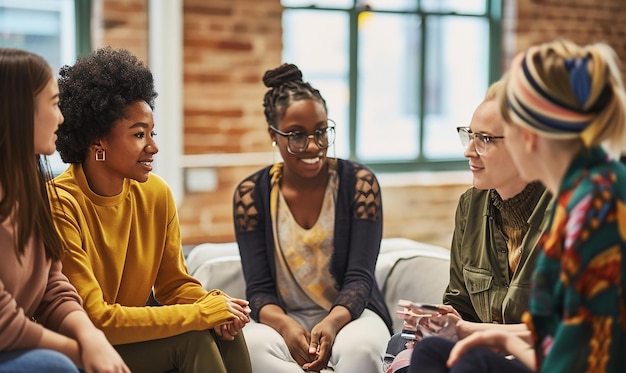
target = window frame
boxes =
[282,0,503,173]
[75,0,92,57]
[0,0,91,175]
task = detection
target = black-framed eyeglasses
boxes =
[456,126,504,155]
[270,119,336,154]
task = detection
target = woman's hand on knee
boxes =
[446,330,510,367]
[302,321,336,371]
[79,329,131,373]
[282,322,315,367]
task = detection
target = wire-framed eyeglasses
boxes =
[456,126,504,155]
[270,120,336,154]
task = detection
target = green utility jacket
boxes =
[443,187,553,324]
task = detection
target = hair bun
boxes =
[263,63,303,88]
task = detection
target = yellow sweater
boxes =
[50,164,234,345]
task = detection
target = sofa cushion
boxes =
[375,238,450,332]
[186,242,246,299]
[186,238,450,333]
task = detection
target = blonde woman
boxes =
[385,78,552,373]
[410,39,626,373]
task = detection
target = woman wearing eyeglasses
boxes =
[410,38,626,373]
[383,79,554,373]
[232,63,392,373]
[485,38,626,373]
[445,80,553,327]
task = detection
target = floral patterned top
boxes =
[233,158,392,332]
[524,146,626,372]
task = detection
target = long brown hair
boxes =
[0,48,64,261]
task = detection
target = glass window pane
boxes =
[0,0,75,74]
[281,0,353,9]
[357,12,421,161]
[367,0,417,11]
[0,0,76,175]
[421,0,486,14]
[281,3,498,167]
[282,10,350,158]
[422,16,489,159]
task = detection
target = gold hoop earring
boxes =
[95,149,106,162]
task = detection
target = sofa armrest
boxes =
[376,238,450,333]
[186,242,246,299]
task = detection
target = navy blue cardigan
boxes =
[233,158,392,333]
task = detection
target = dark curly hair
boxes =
[262,63,327,128]
[56,46,158,163]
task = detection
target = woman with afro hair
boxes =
[49,46,252,373]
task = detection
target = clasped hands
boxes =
[214,297,251,341]
[279,317,336,372]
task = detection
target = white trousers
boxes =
[244,309,390,373]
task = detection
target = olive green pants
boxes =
[114,330,251,373]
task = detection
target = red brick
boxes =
[93,0,626,246]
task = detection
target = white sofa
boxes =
[185,237,451,333]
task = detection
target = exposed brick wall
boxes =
[502,0,626,77]
[179,0,284,245]
[92,0,149,63]
[92,0,626,248]
[182,0,282,155]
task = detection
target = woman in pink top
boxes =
[0,48,129,373]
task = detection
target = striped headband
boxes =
[506,49,611,142]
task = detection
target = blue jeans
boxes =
[409,337,533,373]
[0,349,79,373]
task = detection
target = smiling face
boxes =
[464,99,526,199]
[34,76,63,155]
[92,100,158,192]
[271,99,329,181]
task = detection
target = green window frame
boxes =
[0,0,90,68]
[0,0,91,175]
[75,0,92,57]
[281,0,502,172]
